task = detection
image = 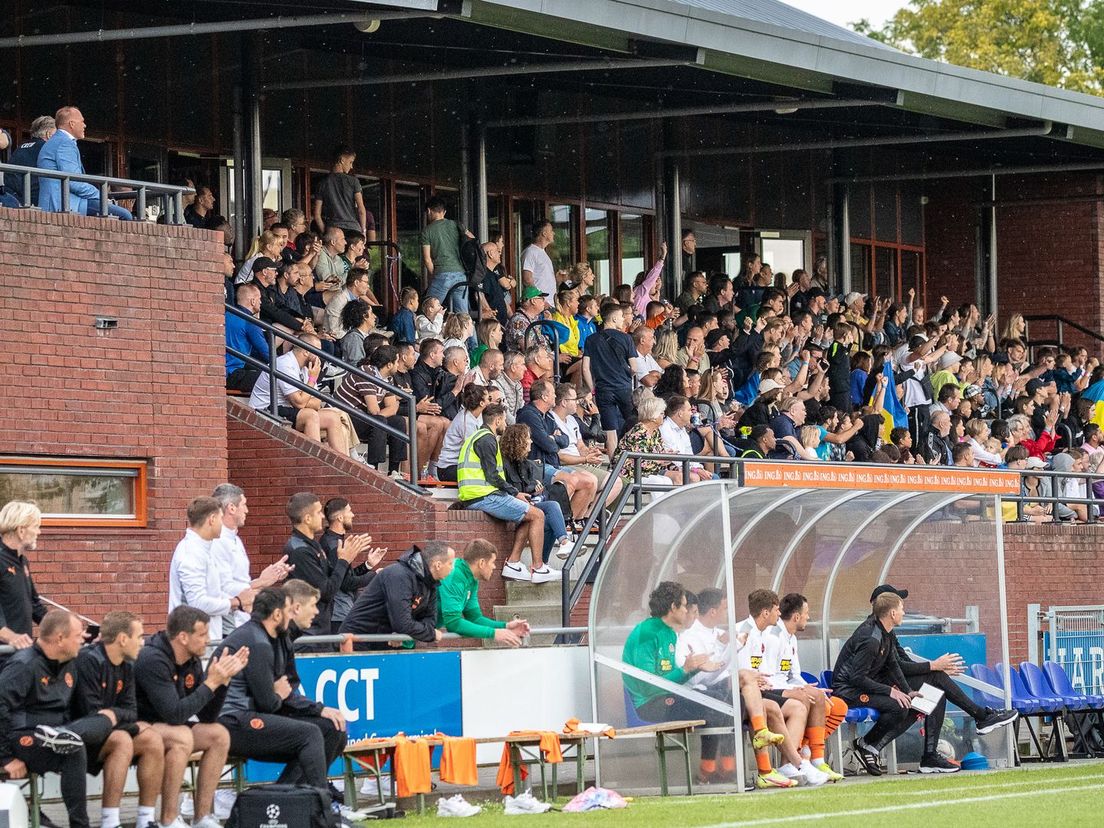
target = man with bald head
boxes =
[38,107,132,219]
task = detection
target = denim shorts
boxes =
[469,491,530,523]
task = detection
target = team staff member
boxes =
[319,498,383,634]
[71,611,167,828]
[769,594,846,782]
[341,541,455,649]
[832,592,928,775]
[0,611,107,828]
[0,501,48,654]
[867,586,1018,741]
[136,606,247,828]
[282,493,371,639]
[214,587,347,794]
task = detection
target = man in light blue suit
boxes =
[37,107,132,220]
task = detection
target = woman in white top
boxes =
[441,312,474,352]
[964,419,1004,467]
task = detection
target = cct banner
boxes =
[244,651,463,782]
[741,461,1019,495]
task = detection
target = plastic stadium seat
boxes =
[969,664,1011,710]
[820,670,877,722]
[801,672,820,687]
[998,663,1065,714]
[1021,662,1091,711]
[624,687,655,727]
[1043,662,1104,708]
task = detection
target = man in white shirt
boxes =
[767,593,846,781]
[210,484,293,633]
[550,383,623,509]
[248,334,351,456]
[736,589,827,785]
[168,497,254,641]
[521,219,557,298]
[659,396,708,480]
[632,327,663,387]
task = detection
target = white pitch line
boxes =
[703,781,1104,827]
[857,771,1104,797]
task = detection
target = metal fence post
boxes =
[268,329,279,419]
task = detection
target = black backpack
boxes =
[226,784,331,828]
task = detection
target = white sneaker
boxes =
[193,815,222,828]
[502,561,531,581]
[777,762,806,785]
[503,790,551,814]
[552,537,573,560]
[530,565,557,585]
[178,793,194,818]
[160,818,190,828]
[799,759,828,786]
[339,804,374,821]
[214,789,238,820]
[361,774,391,795]
[437,794,482,817]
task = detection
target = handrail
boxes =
[290,626,587,648]
[224,303,420,486]
[1022,313,1104,355]
[0,161,194,223]
[523,318,562,381]
[559,452,1104,625]
[365,240,402,311]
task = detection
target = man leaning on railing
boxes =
[37,107,132,220]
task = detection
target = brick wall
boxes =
[226,399,516,620]
[0,207,228,621]
[923,173,1104,352]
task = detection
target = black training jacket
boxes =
[832,615,910,698]
[135,630,225,726]
[283,530,350,637]
[0,542,46,638]
[0,644,76,762]
[339,547,439,643]
[71,642,137,725]
[215,619,322,719]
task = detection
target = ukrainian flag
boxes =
[1082,378,1104,428]
[870,361,908,444]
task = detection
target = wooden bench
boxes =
[341,720,705,813]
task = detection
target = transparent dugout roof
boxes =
[589,481,1014,791]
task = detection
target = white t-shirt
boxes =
[249,351,306,411]
[211,524,251,630]
[660,418,702,469]
[735,615,780,677]
[438,410,482,467]
[551,410,584,458]
[675,619,732,689]
[766,620,808,690]
[521,244,557,298]
[635,351,662,382]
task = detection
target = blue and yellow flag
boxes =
[869,361,908,444]
[1082,378,1104,429]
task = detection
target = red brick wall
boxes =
[226,399,516,619]
[0,207,228,621]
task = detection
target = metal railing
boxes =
[523,318,562,381]
[290,627,586,649]
[365,240,402,311]
[224,303,421,486]
[0,161,194,223]
[1023,314,1104,356]
[559,453,1104,625]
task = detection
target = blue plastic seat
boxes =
[1043,662,1104,708]
[819,670,878,722]
[801,671,820,687]
[999,662,1065,714]
[1021,662,1091,711]
[624,686,655,727]
[969,663,1006,709]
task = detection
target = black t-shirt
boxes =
[584,328,635,393]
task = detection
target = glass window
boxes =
[722,252,742,277]
[850,242,872,295]
[586,208,611,296]
[394,184,426,294]
[760,238,806,280]
[875,246,897,299]
[546,204,577,274]
[0,459,147,527]
[620,213,645,289]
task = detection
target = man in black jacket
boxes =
[214,587,347,797]
[282,493,372,641]
[0,610,108,828]
[320,499,383,633]
[340,542,455,650]
[832,593,923,775]
[135,606,246,828]
[251,257,314,334]
[72,611,167,828]
[0,501,48,667]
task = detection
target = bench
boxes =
[341,720,705,813]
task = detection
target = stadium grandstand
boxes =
[3,0,1104,824]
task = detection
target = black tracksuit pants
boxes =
[220,711,345,790]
